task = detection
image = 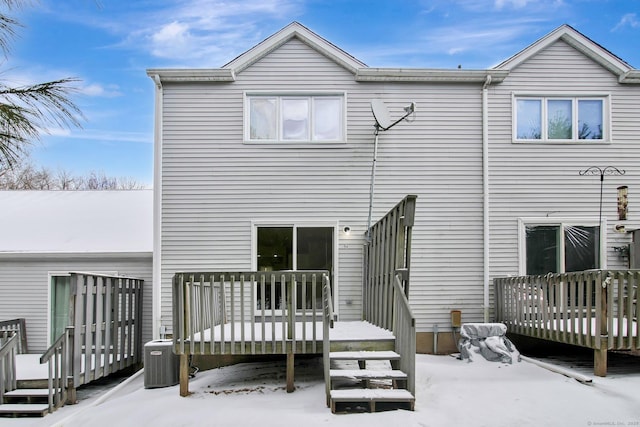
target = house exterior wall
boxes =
[158,38,487,334]
[0,255,153,353]
[488,40,640,286]
[156,30,640,354]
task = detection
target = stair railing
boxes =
[0,319,28,354]
[0,332,18,405]
[363,195,416,330]
[392,274,416,394]
[322,273,334,406]
[40,327,72,413]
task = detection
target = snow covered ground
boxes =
[6,353,640,427]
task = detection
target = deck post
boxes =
[286,351,295,393]
[594,273,608,377]
[66,378,77,405]
[594,346,607,377]
[179,354,190,396]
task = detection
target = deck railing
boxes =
[0,333,18,405]
[495,269,639,376]
[0,318,28,354]
[364,195,416,330]
[39,327,71,413]
[67,272,144,400]
[392,274,416,394]
[322,270,335,406]
[173,271,330,356]
[363,195,417,394]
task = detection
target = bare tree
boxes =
[0,0,83,169]
[0,161,147,189]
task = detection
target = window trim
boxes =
[244,91,347,144]
[250,220,340,315]
[512,93,611,144]
[517,217,607,276]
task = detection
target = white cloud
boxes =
[448,47,466,55]
[150,21,196,59]
[495,0,531,9]
[45,128,152,144]
[81,83,122,98]
[70,0,304,67]
[613,13,640,31]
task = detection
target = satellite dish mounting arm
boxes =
[367,100,416,240]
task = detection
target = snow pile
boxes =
[458,323,520,363]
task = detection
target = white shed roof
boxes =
[0,190,153,254]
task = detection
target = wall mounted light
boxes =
[615,224,626,233]
[343,226,351,234]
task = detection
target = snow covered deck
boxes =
[495,269,640,376]
[184,320,395,355]
[16,352,135,382]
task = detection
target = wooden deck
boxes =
[181,320,396,359]
[172,269,416,413]
[495,269,639,376]
[16,354,47,383]
[1,272,144,418]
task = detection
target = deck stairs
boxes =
[327,321,415,413]
[0,378,50,418]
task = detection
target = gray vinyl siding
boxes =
[0,255,153,353]
[159,38,486,332]
[488,40,640,286]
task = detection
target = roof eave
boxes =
[559,33,630,76]
[619,70,640,84]
[355,68,508,83]
[0,251,153,259]
[146,69,236,83]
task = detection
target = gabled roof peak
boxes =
[223,21,367,75]
[495,24,634,79]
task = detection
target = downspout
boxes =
[152,74,163,340]
[482,74,492,322]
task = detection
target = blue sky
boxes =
[8,0,640,185]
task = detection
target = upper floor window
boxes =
[514,96,608,143]
[246,94,345,143]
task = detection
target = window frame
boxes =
[517,217,606,276]
[250,221,339,315]
[512,93,610,144]
[47,270,118,346]
[244,91,346,144]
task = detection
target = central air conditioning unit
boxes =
[144,339,179,388]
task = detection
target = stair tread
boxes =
[330,388,414,401]
[330,369,407,379]
[330,350,400,360]
[5,389,50,397]
[0,403,49,414]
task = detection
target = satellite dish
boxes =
[366,99,416,240]
[371,99,393,130]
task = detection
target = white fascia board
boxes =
[0,251,153,260]
[355,68,508,83]
[620,70,640,84]
[224,22,365,75]
[146,69,235,82]
[495,25,631,77]
[559,34,630,76]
